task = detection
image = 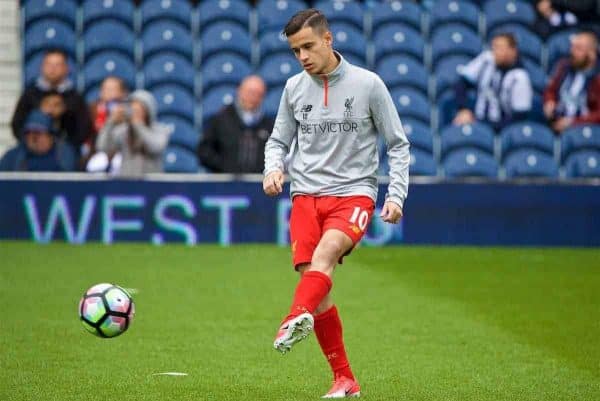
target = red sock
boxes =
[314,305,355,381]
[284,271,332,322]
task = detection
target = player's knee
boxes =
[311,239,344,270]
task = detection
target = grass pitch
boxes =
[1,242,599,400]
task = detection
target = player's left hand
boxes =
[380,201,403,224]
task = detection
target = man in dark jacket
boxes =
[198,75,274,173]
[544,31,600,133]
[11,49,92,152]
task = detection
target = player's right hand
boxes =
[263,170,284,196]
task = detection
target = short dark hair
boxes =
[283,8,329,37]
[43,48,68,60]
[492,33,517,48]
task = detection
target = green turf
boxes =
[1,242,599,401]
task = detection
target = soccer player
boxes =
[262,9,410,399]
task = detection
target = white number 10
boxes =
[349,207,369,231]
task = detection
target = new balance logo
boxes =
[301,104,312,120]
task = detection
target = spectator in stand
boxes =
[544,31,600,133]
[453,33,533,131]
[198,75,274,173]
[11,49,92,154]
[94,90,170,176]
[39,90,66,135]
[534,0,578,39]
[0,110,76,172]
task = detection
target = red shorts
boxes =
[289,195,375,268]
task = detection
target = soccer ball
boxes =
[78,283,135,338]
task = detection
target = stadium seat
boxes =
[24,52,76,87]
[314,0,364,31]
[198,0,251,32]
[434,54,470,98]
[201,54,253,92]
[152,84,196,123]
[200,22,252,62]
[82,21,135,60]
[489,24,543,66]
[561,125,600,161]
[329,22,367,64]
[343,53,367,69]
[500,121,555,160]
[81,51,136,94]
[162,115,199,151]
[201,84,237,127]
[429,0,480,33]
[483,0,536,32]
[258,54,302,88]
[546,30,575,71]
[24,19,76,59]
[82,0,135,29]
[409,148,438,176]
[564,150,600,178]
[140,0,192,29]
[390,87,430,124]
[264,86,284,118]
[504,149,559,178]
[141,21,193,61]
[373,23,425,64]
[401,117,434,154]
[23,0,77,29]
[440,122,495,160]
[163,146,200,173]
[259,30,292,59]
[143,53,195,93]
[443,148,499,178]
[371,0,422,32]
[256,0,306,34]
[376,55,428,95]
[431,24,482,66]
[522,59,547,94]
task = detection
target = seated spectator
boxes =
[198,75,274,173]
[0,110,76,172]
[39,90,66,135]
[534,0,578,39]
[453,33,533,131]
[544,31,600,133]
[93,90,170,177]
[11,49,92,154]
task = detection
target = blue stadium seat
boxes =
[162,115,199,151]
[200,22,252,62]
[429,0,480,32]
[401,117,433,154]
[143,53,195,92]
[564,150,600,178]
[546,30,575,71]
[500,121,555,160]
[152,84,196,123]
[24,52,76,87]
[443,148,499,178]
[256,0,306,34]
[330,22,367,64]
[258,54,301,88]
[24,19,76,59]
[81,51,136,94]
[373,23,425,64]
[259,31,292,59]
[376,55,428,95]
[140,0,192,29]
[504,149,559,178]
[82,0,134,29]
[483,0,535,32]
[489,24,543,66]
[201,54,253,92]
[82,21,135,60]
[163,146,200,173]
[409,148,438,176]
[314,0,364,31]
[201,84,237,127]
[522,59,547,94]
[437,89,476,129]
[264,86,284,118]
[198,0,251,32]
[440,122,495,159]
[431,24,482,65]
[561,125,600,161]
[141,21,193,61]
[371,0,422,32]
[343,53,367,69]
[390,87,430,124]
[23,0,77,29]
[434,54,470,98]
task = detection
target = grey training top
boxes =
[264,53,410,208]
